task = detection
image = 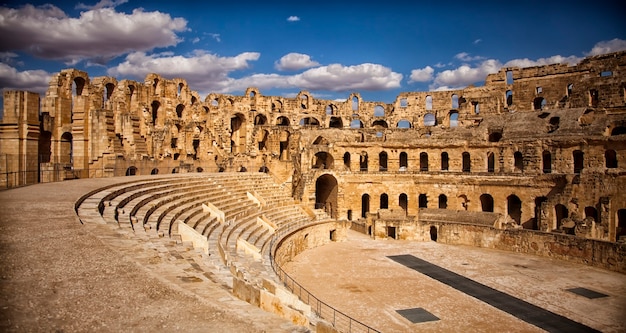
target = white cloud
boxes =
[287,16,300,22]
[586,38,626,56]
[0,4,188,64]
[107,51,260,94]
[208,33,221,42]
[275,53,320,71]
[409,66,434,83]
[473,39,482,45]
[432,59,501,89]
[454,52,485,62]
[503,55,582,68]
[191,37,200,44]
[75,0,128,10]
[0,63,52,94]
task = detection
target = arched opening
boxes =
[462,152,471,172]
[425,95,433,110]
[372,120,388,128]
[555,204,568,229]
[352,96,359,111]
[151,101,160,126]
[487,152,495,172]
[313,152,333,169]
[125,166,137,176]
[451,94,459,109]
[441,152,449,171]
[316,175,338,218]
[480,194,494,212]
[150,168,159,175]
[239,166,247,172]
[399,193,408,213]
[397,119,412,129]
[605,149,617,168]
[420,152,428,171]
[258,130,269,151]
[176,104,184,118]
[350,119,363,128]
[360,153,368,171]
[277,116,290,126]
[400,98,408,107]
[488,132,502,142]
[171,167,179,174]
[611,126,626,136]
[254,114,267,125]
[380,193,389,209]
[73,77,85,96]
[419,194,428,208]
[300,117,320,126]
[617,209,626,241]
[507,195,522,225]
[177,82,184,97]
[449,112,459,127]
[589,89,599,107]
[399,152,408,170]
[584,206,598,222]
[573,150,584,174]
[542,151,552,173]
[313,136,329,145]
[325,105,333,115]
[60,132,73,165]
[374,105,385,117]
[379,151,388,171]
[343,152,351,170]
[533,97,546,110]
[429,226,437,241]
[514,151,524,172]
[506,90,513,106]
[38,131,52,163]
[279,131,290,161]
[329,117,343,128]
[361,194,370,218]
[424,113,436,126]
[230,113,246,153]
[259,166,270,173]
[103,83,115,106]
[438,194,447,209]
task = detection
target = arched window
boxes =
[473,102,480,114]
[424,113,436,126]
[418,194,428,208]
[380,193,389,209]
[379,152,388,171]
[151,101,160,125]
[441,152,449,171]
[480,194,494,212]
[176,104,184,118]
[361,194,370,218]
[350,119,363,128]
[399,194,408,213]
[451,94,459,109]
[438,194,447,209]
[374,105,385,116]
[555,204,568,229]
[487,152,495,173]
[343,152,351,170]
[514,151,523,172]
[606,149,617,168]
[329,117,343,128]
[533,97,546,110]
[425,95,433,110]
[397,119,412,128]
[585,206,598,222]
[449,112,459,127]
[507,195,522,225]
[420,152,428,171]
[399,152,408,170]
[506,90,513,106]
[573,150,584,173]
[360,153,368,171]
[617,209,626,241]
[462,152,471,172]
[400,98,408,107]
[352,96,359,111]
[542,151,552,173]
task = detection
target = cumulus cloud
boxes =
[409,66,434,83]
[503,55,582,68]
[275,53,320,71]
[75,0,128,10]
[287,16,300,22]
[586,38,626,56]
[0,63,52,94]
[454,52,485,62]
[0,4,188,64]
[432,59,501,88]
[221,63,402,93]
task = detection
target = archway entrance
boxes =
[361,194,370,218]
[507,195,522,225]
[315,174,338,219]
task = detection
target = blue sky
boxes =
[0,0,625,114]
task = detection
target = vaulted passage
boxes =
[315,174,338,218]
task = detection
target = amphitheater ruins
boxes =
[0,50,625,332]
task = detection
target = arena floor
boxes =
[282,230,626,333]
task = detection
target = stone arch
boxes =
[276,116,290,126]
[451,94,459,109]
[449,111,459,127]
[257,129,269,151]
[462,152,471,172]
[230,113,246,153]
[300,116,320,126]
[617,209,626,241]
[176,104,184,118]
[151,101,160,126]
[359,152,368,171]
[420,152,429,171]
[351,96,359,111]
[73,77,86,97]
[150,168,159,175]
[506,90,513,106]
[125,166,137,176]
[533,97,546,110]
[573,150,584,173]
[380,193,389,209]
[313,152,333,169]
[103,82,115,106]
[329,117,343,128]
[611,126,626,136]
[399,193,408,213]
[542,151,552,173]
[374,105,385,117]
[438,194,447,209]
[38,131,52,163]
[372,120,388,128]
[424,113,436,126]
[254,114,267,125]
[399,152,408,170]
[343,152,350,170]
[487,152,495,172]
[555,204,569,230]
[350,119,363,128]
[313,136,329,145]
[361,194,370,218]
[507,194,522,224]
[259,166,270,173]
[60,132,73,165]
[480,194,494,212]
[379,151,388,171]
[605,149,617,168]
[279,130,290,160]
[514,151,524,172]
[397,119,412,129]
[441,152,449,171]
[425,95,433,110]
[418,194,428,208]
[316,174,338,218]
[584,206,598,222]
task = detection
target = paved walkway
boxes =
[0,177,302,333]
[282,230,626,333]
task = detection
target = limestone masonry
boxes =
[1,50,626,245]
